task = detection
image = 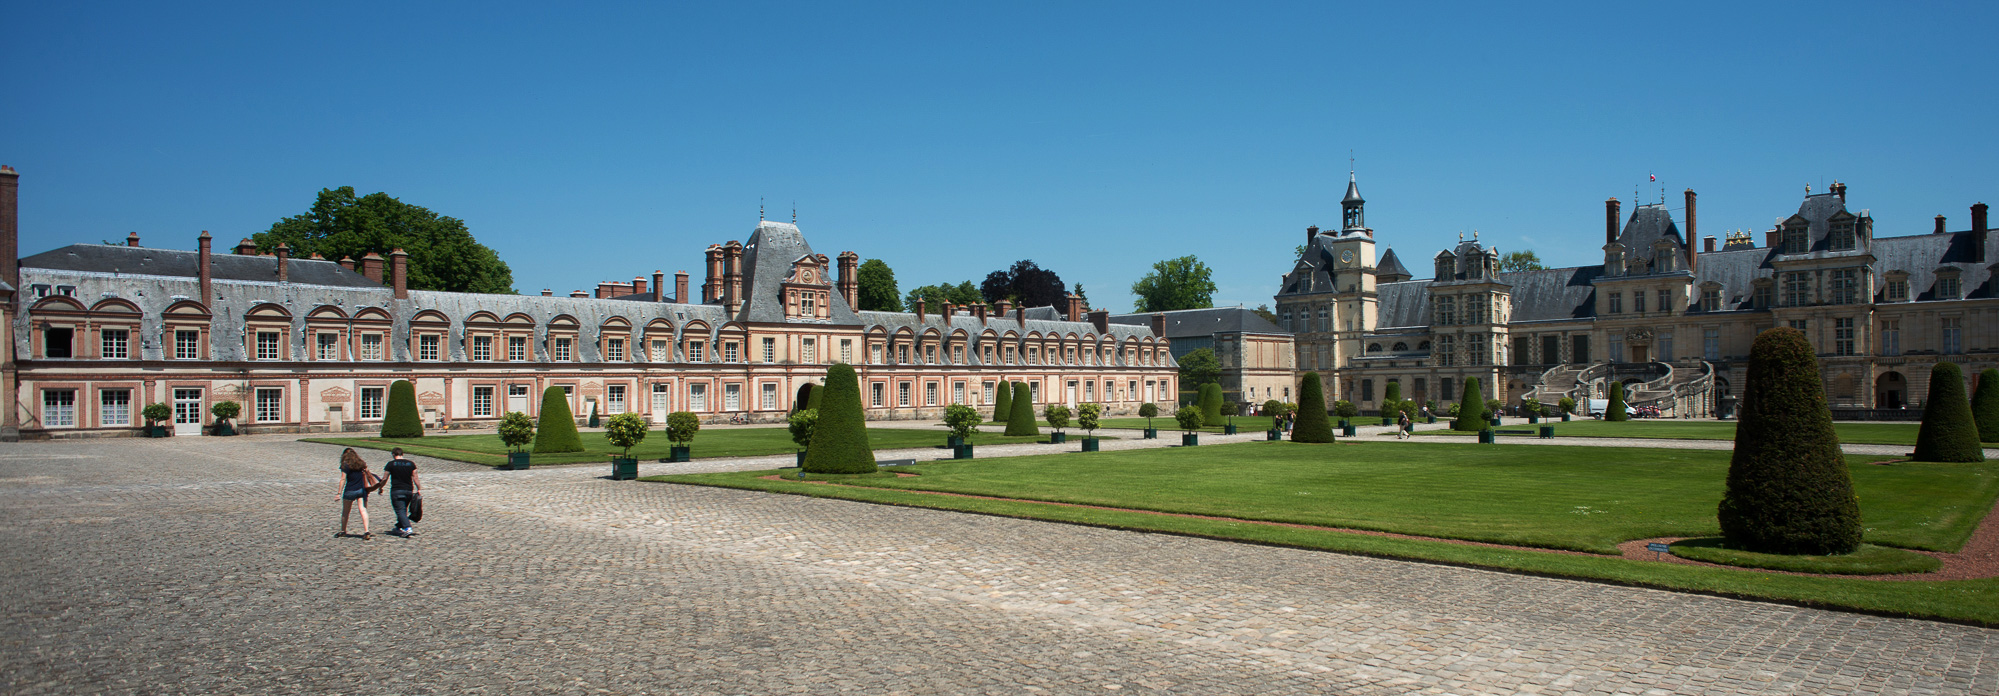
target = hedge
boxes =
[1974,368,1999,442]
[1452,377,1486,431]
[1717,326,1862,555]
[992,380,1012,422]
[1198,383,1224,426]
[1914,361,1985,462]
[1291,373,1334,442]
[533,386,584,453]
[802,363,876,473]
[1003,382,1039,437]
[381,380,424,438]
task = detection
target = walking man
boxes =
[383,447,422,537]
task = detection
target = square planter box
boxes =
[954,444,975,459]
[1539,426,1555,439]
[1049,432,1067,444]
[610,457,639,480]
[147,425,169,438]
[1181,433,1200,447]
[1080,438,1099,452]
[946,435,964,448]
[1338,419,1350,428]
[1477,430,1497,444]
[1223,424,1238,435]
[1267,429,1282,441]
[1342,424,1357,437]
[659,446,691,463]
[1561,413,1572,422]
[1380,417,1394,426]
[1143,428,1158,439]
[506,452,531,470]
[796,450,808,466]
[212,423,235,436]
[1527,414,1540,424]
[1427,416,1437,424]
[1488,417,1501,426]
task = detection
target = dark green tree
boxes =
[380,379,423,437]
[1178,348,1221,388]
[1974,368,1999,442]
[904,281,984,313]
[1500,250,1546,272]
[855,259,902,311]
[1250,304,1277,324]
[533,386,583,453]
[1914,361,1986,462]
[802,363,877,473]
[979,260,1066,308]
[1453,377,1487,431]
[1717,327,1863,555]
[254,186,514,293]
[1129,255,1217,312]
[1291,373,1335,443]
[1198,383,1225,426]
[1606,382,1629,421]
[1004,382,1039,437]
[991,380,1012,422]
[1383,381,1401,404]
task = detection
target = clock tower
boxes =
[1274,171,1384,402]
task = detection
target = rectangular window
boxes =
[1834,318,1856,356]
[472,335,492,361]
[608,338,626,361]
[472,386,494,417]
[724,383,741,410]
[1828,269,1859,305]
[1633,291,1646,313]
[1881,321,1900,356]
[1084,381,1094,401]
[419,334,441,361]
[509,336,527,361]
[1435,335,1455,366]
[1887,279,1909,302]
[1753,284,1773,309]
[686,340,702,362]
[840,339,853,363]
[925,382,937,406]
[175,330,200,359]
[984,382,997,403]
[1572,335,1590,363]
[1659,333,1673,361]
[102,329,130,359]
[871,383,885,407]
[1830,221,1856,251]
[1609,336,1624,364]
[1943,317,1963,354]
[1129,380,1138,400]
[555,337,574,361]
[1608,292,1622,314]
[1441,379,1454,401]
[725,342,740,363]
[1783,226,1808,254]
[690,384,708,411]
[608,385,628,414]
[954,382,966,404]
[254,388,282,422]
[803,339,817,364]
[1939,277,1961,300]
[1030,382,1040,402]
[319,333,341,360]
[362,333,383,361]
[42,327,73,358]
[651,340,668,362]
[1788,319,1808,331]
[762,337,775,363]
[1361,379,1374,402]
[1704,328,1721,361]
[1782,272,1811,307]
[1658,290,1671,313]
[929,346,939,364]
[359,387,385,419]
[43,389,76,427]
[870,344,882,364]
[100,389,131,426]
[1512,336,1532,365]
[952,346,963,364]
[256,331,280,360]
[1433,297,1456,325]
[1701,288,1721,312]
[899,345,911,364]
[898,382,911,407]
[759,383,776,410]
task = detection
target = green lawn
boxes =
[308,426,1084,467]
[1422,419,1936,446]
[647,441,1999,625]
[1096,415,1278,433]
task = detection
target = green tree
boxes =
[1004,383,1039,437]
[1914,362,1986,462]
[1500,250,1546,272]
[1178,348,1221,388]
[1071,283,1089,310]
[1291,373,1335,442]
[1130,255,1217,312]
[1173,405,1205,433]
[980,260,1067,308]
[381,380,423,438]
[788,409,818,449]
[1198,383,1225,426]
[533,386,583,453]
[497,411,535,452]
[1043,404,1071,434]
[991,380,1012,422]
[1077,403,1102,438]
[1383,381,1401,404]
[904,281,982,313]
[942,403,982,440]
[1557,397,1576,415]
[1453,378,1487,431]
[1717,327,1863,555]
[254,186,514,294]
[855,258,902,311]
[1250,304,1277,325]
[666,412,700,445]
[1606,382,1629,421]
[802,363,877,473]
[604,412,649,458]
[1973,368,1999,442]
[1138,402,1159,429]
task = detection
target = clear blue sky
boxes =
[5,2,1994,311]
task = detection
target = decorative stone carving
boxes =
[418,390,446,406]
[1626,329,1654,343]
[319,386,351,403]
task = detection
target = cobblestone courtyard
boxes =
[2,437,1993,695]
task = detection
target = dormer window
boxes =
[1830,219,1857,251]
[1782,224,1809,254]
[1937,272,1962,300]
[1885,273,1910,302]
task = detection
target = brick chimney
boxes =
[702,245,724,302]
[360,252,384,283]
[1936,215,1948,234]
[633,275,647,297]
[1150,312,1167,338]
[197,231,213,307]
[1765,224,1781,249]
[674,271,689,304]
[1088,309,1110,334]
[339,256,355,271]
[0,165,17,292]
[570,290,589,298]
[390,248,409,299]
[274,243,290,283]
[1305,225,1319,247]
[1703,236,1717,253]
[995,299,1012,323]
[722,240,744,308]
[1975,203,1990,263]
[915,298,926,323]
[1066,293,1083,322]
[1605,197,1621,245]
[1683,189,1698,276]
[837,251,860,310]
[974,302,987,325]
[651,271,665,301]
[1015,304,1026,327]
[126,232,140,247]
[235,238,258,255]
[542,289,553,296]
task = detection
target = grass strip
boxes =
[1669,538,1943,575]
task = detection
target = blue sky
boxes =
[5,2,1994,311]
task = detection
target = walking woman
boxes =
[338,448,382,540]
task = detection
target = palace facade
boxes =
[0,167,1178,440]
[1278,174,1996,418]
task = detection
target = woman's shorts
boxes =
[342,489,368,502]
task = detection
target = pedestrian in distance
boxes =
[1397,411,1412,440]
[383,447,422,538]
[337,448,385,540]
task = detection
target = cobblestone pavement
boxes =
[3,437,1993,695]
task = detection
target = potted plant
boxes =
[1174,405,1204,446]
[1558,397,1576,422]
[788,409,817,466]
[1077,403,1102,452]
[1486,398,1505,426]
[497,410,535,469]
[664,411,699,462]
[1043,403,1070,444]
[942,403,981,459]
[209,400,240,436]
[1522,398,1545,424]
[142,402,172,437]
[1138,402,1159,439]
[605,412,648,480]
[1262,399,1288,440]
[1425,399,1440,424]
[1219,400,1238,434]
[1333,400,1358,429]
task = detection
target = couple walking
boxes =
[338,447,423,540]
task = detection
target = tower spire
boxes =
[1341,168,1366,231]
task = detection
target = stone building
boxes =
[1277,173,1996,418]
[1,169,1177,439]
[1107,307,1294,406]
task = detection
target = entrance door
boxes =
[651,384,671,423]
[1066,381,1078,406]
[173,388,204,436]
[507,385,530,415]
[1631,346,1649,363]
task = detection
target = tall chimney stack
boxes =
[1605,197,1621,246]
[995,299,1012,323]
[1975,203,1990,264]
[702,245,724,302]
[722,241,744,308]
[0,165,18,293]
[1683,189,1698,276]
[339,256,355,271]
[915,298,926,323]
[126,232,140,247]
[1066,293,1083,322]
[390,248,409,299]
[1936,215,1948,234]
[274,243,290,283]
[633,275,647,297]
[837,251,860,311]
[1305,225,1319,247]
[1703,236,1717,253]
[974,302,987,325]
[197,231,213,307]
[1150,312,1167,338]
[674,271,689,304]
[360,252,384,283]
[235,238,258,255]
[652,271,665,301]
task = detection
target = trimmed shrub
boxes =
[1004,382,1039,437]
[992,380,1012,422]
[666,411,700,445]
[1914,361,1986,462]
[497,411,535,452]
[1291,373,1335,443]
[1043,404,1071,433]
[1077,403,1102,437]
[1262,400,1285,419]
[533,386,584,453]
[1138,402,1158,429]
[788,409,818,449]
[1173,405,1204,432]
[142,402,171,425]
[1485,398,1504,417]
[1198,383,1224,426]
[803,363,877,474]
[1557,397,1576,415]
[604,412,648,458]
[1606,382,1628,421]
[943,403,981,440]
[210,400,241,423]
[382,379,424,438]
[1332,399,1358,420]
[1383,381,1401,405]
[1452,378,1486,431]
[1718,327,1863,555]
[1975,368,1999,442]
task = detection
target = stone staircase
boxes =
[1529,361,1717,417]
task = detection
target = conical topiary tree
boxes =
[1606,381,1629,421]
[381,380,424,438]
[992,380,1012,422]
[1973,368,1999,442]
[1717,327,1863,555]
[1291,373,1334,443]
[1004,382,1039,436]
[533,386,584,453]
[1198,383,1225,426]
[1452,377,1486,431]
[802,363,877,474]
[1914,361,1985,462]
[1383,380,1401,405]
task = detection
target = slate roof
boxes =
[1106,307,1285,338]
[1614,203,1685,255]
[1375,248,1411,281]
[732,221,862,325]
[1342,176,1364,204]
[21,243,384,288]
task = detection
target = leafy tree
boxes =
[382,380,423,438]
[904,281,983,313]
[788,409,818,449]
[1453,378,1487,431]
[1138,402,1159,429]
[1178,348,1221,388]
[497,411,535,452]
[143,402,171,426]
[666,412,701,445]
[1557,397,1576,415]
[1718,326,1863,555]
[1606,382,1629,421]
[1292,373,1334,442]
[533,387,583,453]
[1333,400,1358,419]
[1004,383,1039,437]
[1173,405,1205,433]
[604,412,649,459]
[942,403,982,441]
[1077,403,1102,438]
[1915,362,1985,462]
[1383,381,1401,404]
[1250,304,1277,324]
[1071,283,1089,310]
[1129,255,1218,312]
[980,260,1067,308]
[1974,368,1999,442]
[802,363,877,473]
[855,258,902,311]
[254,186,514,294]
[1500,250,1546,272]
[1043,404,1071,434]
[1198,383,1224,426]
[1486,398,1504,416]
[210,400,241,424]
[991,380,1012,422]
[1262,400,1288,421]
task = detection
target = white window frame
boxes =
[255,388,283,423]
[43,389,76,427]
[472,386,494,417]
[100,389,131,427]
[359,387,385,420]
[102,328,130,359]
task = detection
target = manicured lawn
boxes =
[1422,419,1934,446]
[1096,415,1277,433]
[1668,538,1941,575]
[308,427,1076,467]
[647,441,1999,625]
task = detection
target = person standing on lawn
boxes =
[383,447,422,537]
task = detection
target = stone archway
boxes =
[1876,371,1907,409]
